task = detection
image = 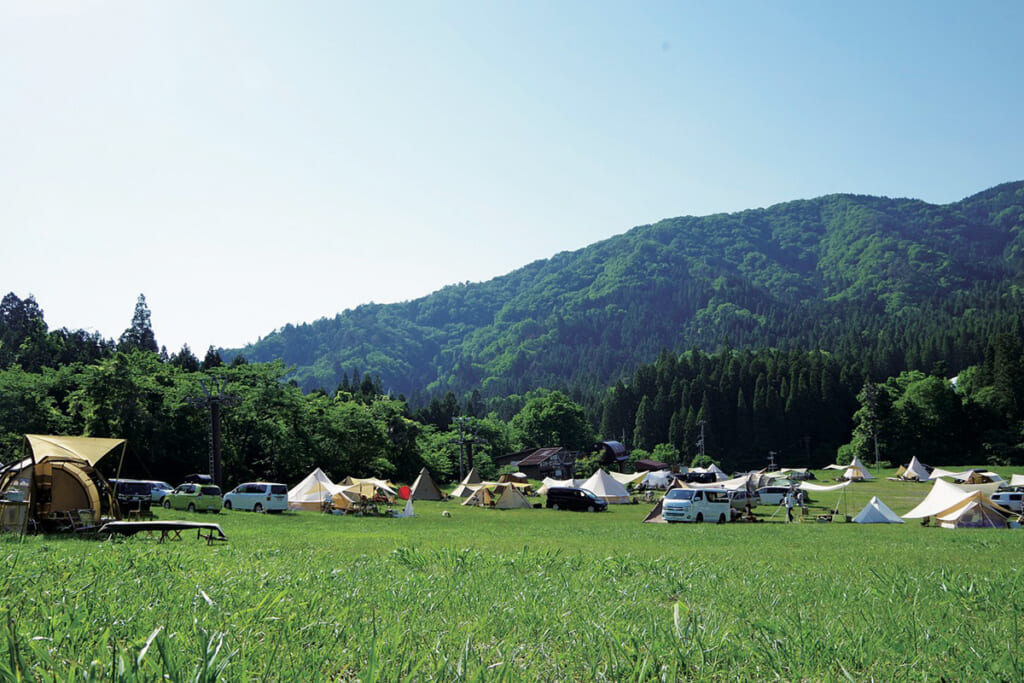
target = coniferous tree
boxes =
[118,294,158,353]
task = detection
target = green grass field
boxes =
[2,468,1022,681]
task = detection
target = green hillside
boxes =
[230,181,1024,401]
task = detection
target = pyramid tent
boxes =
[853,496,904,524]
[288,468,340,511]
[450,468,483,497]
[936,491,1010,528]
[642,499,666,523]
[897,457,931,481]
[462,485,496,507]
[494,485,533,509]
[409,467,444,501]
[843,456,874,480]
[395,499,415,518]
[581,469,631,504]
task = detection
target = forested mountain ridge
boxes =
[230,181,1024,402]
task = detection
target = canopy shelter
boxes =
[895,456,931,481]
[690,464,728,481]
[581,469,631,504]
[450,468,483,497]
[409,468,444,501]
[342,476,396,490]
[288,468,341,511]
[0,435,126,534]
[799,480,852,519]
[536,477,584,496]
[853,496,904,524]
[609,470,647,488]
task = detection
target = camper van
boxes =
[661,487,731,523]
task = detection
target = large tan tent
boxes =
[288,467,340,511]
[0,435,126,533]
[409,467,444,501]
[536,477,584,495]
[581,469,631,504]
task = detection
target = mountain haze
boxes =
[230,181,1024,402]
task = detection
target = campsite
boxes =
[2,465,1022,681]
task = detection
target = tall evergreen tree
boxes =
[118,294,158,353]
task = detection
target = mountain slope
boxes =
[229,181,1024,400]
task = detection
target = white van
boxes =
[223,482,289,513]
[661,487,731,523]
[991,491,1023,513]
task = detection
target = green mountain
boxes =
[230,181,1024,401]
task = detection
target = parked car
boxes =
[756,486,790,506]
[223,482,289,513]
[728,489,760,510]
[661,487,731,523]
[109,479,153,514]
[162,483,223,513]
[145,480,174,503]
[991,491,1024,513]
[545,487,608,512]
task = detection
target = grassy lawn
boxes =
[1,467,1022,681]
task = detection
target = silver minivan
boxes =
[223,482,289,513]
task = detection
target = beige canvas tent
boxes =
[409,467,444,501]
[288,467,340,511]
[896,457,931,481]
[825,456,874,481]
[462,484,497,507]
[853,496,904,524]
[609,470,647,487]
[936,492,1010,528]
[581,469,631,504]
[450,468,483,497]
[642,499,666,523]
[0,435,126,533]
[493,485,533,509]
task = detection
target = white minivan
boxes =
[223,482,289,513]
[662,487,732,523]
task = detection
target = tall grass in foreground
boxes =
[1,474,1022,681]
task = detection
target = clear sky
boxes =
[2,1,1022,354]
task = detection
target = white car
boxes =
[661,488,731,523]
[145,480,174,503]
[728,489,760,510]
[756,486,790,506]
[223,482,289,513]
[991,491,1023,513]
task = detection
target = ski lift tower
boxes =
[187,377,239,487]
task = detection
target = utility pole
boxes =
[187,377,239,487]
[767,450,777,471]
[696,420,706,460]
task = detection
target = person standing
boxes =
[785,490,795,523]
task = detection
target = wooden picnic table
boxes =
[98,521,228,544]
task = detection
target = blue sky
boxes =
[2,1,1022,354]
